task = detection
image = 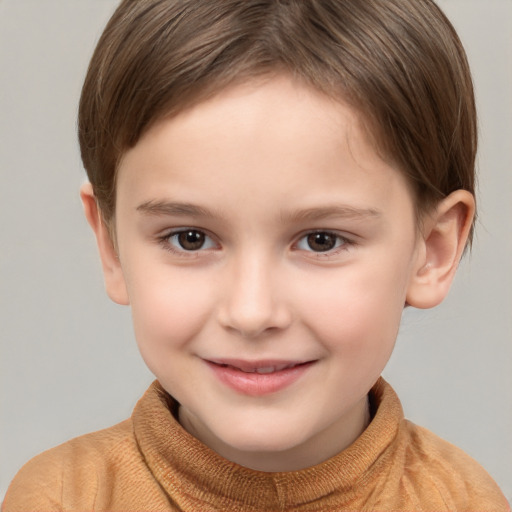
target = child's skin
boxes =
[81,74,474,473]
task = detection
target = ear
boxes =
[80,182,130,305]
[406,190,475,309]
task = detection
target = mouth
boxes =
[207,359,312,373]
[204,358,316,396]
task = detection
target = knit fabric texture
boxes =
[3,378,509,511]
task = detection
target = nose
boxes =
[217,254,292,338]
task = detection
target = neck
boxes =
[179,395,371,472]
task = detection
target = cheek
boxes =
[125,264,215,353]
[295,257,410,355]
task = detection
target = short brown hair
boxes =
[78,0,477,239]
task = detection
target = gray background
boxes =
[1,0,511,503]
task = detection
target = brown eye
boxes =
[306,232,338,252]
[177,230,206,250]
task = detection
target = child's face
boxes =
[112,75,423,471]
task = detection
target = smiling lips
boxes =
[205,359,315,396]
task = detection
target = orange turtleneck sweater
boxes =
[3,378,508,511]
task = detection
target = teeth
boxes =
[255,364,298,374]
[255,367,276,374]
[222,363,300,373]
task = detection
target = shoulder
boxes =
[401,420,510,511]
[2,419,136,511]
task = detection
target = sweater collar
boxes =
[132,377,403,510]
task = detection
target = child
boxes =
[3,0,509,510]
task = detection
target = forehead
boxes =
[116,75,414,222]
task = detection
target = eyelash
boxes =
[157,228,355,257]
[294,231,353,256]
[157,229,218,257]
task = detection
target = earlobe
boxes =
[80,182,130,305]
[406,190,475,309]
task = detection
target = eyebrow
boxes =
[136,200,222,219]
[136,200,381,223]
[280,205,382,223]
